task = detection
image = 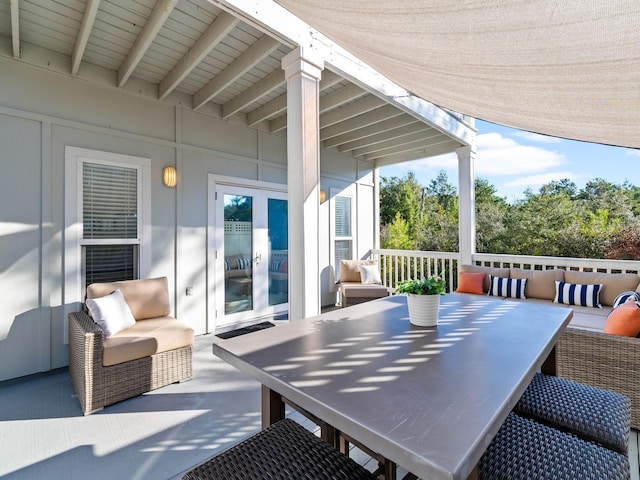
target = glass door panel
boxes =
[224,194,253,315]
[268,198,288,307]
[214,184,288,329]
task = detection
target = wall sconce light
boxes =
[319,189,326,203]
[162,166,177,188]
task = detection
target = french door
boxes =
[213,184,288,328]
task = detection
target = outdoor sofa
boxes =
[68,276,194,415]
[460,264,640,429]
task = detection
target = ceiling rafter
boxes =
[374,140,462,167]
[247,93,286,126]
[71,0,101,75]
[323,115,418,148]
[193,35,280,110]
[246,70,343,127]
[320,94,386,129]
[158,12,239,100]
[269,83,365,132]
[367,138,460,162]
[222,68,284,119]
[320,105,404,141]
[10,0,20,58]
[352,129,443,157]
[337,122,424,153]
[118,0,180,87]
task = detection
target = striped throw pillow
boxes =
[554,281,602,308]
[224,259,230,271]
[236,257,251,269]
[489,275,526,299]
[613,290,640,309]
[271,261,281,272]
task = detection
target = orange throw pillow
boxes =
[456,272,486,295]
[604,299,640,337]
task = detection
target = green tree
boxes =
[381,212,414,249]
[474,178,509,253]
[380,172,424,242]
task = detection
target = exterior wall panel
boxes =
[0,56,375,381]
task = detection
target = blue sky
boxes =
[380,120,640,203]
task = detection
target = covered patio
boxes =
[2,0,640,478]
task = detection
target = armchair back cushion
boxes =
[340,259,377,283]
[86,276,171,320]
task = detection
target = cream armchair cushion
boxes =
[86,276,170,320]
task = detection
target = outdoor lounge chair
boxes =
[68,277,193,415]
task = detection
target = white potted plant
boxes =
[396,276,446,326]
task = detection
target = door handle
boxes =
[254,253,262,264]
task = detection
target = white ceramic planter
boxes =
[406,293,440,326]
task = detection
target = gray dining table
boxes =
[213,292,573,480]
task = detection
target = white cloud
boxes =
[473,133,566,176]
[504,171,581,188]
[625,149,640,158]
[512,131,563,144]
[390,132,568,178]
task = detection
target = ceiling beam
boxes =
[222,68,284,118]
[318,70,342,90]
[374,140,462,167]
[320,105,404,141]
[10,0,20,58]
[367,138,460,162]
[318,83,365,112]
[323,115,418,148]
[353,129,443,157]
[193,35,280,110]
[269,83,365,132]
[158,12,238,100]
[247,93,286,126]
[337,122,423,152]
[118,0,179,87]
[71,0,100,75]
[320,95,386,129]
[246,69,344,127]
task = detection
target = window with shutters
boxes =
[81,161,140,287]
[333,194,354,282]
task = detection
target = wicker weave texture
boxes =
[556,327,640,430]
[69,311,193,415]
[478,413,630,480]
[182,418,377,480]
[515,372,630,453]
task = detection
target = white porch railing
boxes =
[370,249,460,292]
[471,253,640,274]
[371,249,640,292]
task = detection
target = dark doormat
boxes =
[215,321,276,339]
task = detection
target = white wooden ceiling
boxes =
[0,0,467,165]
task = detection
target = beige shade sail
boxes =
[275,0,640,149]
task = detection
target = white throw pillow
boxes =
[360,264,382,285]
[85,289,136,337]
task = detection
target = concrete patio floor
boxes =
[1,331,638,479]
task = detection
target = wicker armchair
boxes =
[556,327,640,430]
[68,277,193,415]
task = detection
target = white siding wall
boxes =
[0,56,377,381]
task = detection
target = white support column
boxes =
[457,145,476,266]
[282,47,324,321]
